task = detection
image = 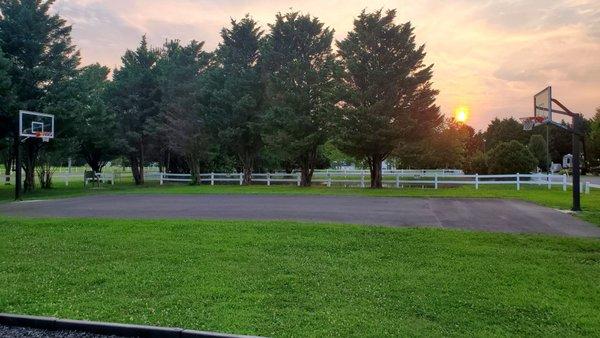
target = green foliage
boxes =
[464,151,488,174]
[487,140,538,174]
[0,0,80,191]
[485,118,530,150]
[203,16,264,183]
[587,108,600,168]
[46,64,120,172]
[261,12,339,186]
[321,141,355,168]
[419,119,469,169]
[0,48,14,138]
[528,134,548,171]
[336,9,441,187]
[110,36,161,184]
[157,39,211,181]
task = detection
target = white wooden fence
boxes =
[145,172,600,194]
[2,172,599,194]
[314,169,465,176]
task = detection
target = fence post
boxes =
[210,172,214,186]
[396,173,400,188]
[111,173,115,185]
[562,174,567,191]
[360,173,365,188]
[547,173,551,190]
[516,173,520,191]
[267,173,271,186]
[297,172,301,186]
[65,173,69,187]
[475,174,479,190]
[434,174,438,189]
[159,172,163,185]
[239,172,243,185]
[585,182,590,194]
[327,173,332,188]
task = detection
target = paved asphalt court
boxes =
[1,194,599,237]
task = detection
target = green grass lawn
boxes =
[1,218,599,336]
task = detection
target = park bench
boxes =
[84,171,115,187]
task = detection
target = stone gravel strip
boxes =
[0,324,123,338]
[0,313,260,338]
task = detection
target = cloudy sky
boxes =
[52,0,600,130]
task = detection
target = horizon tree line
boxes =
[1,1,599,191]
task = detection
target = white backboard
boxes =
[534,86,552,122]
[19,111,54,139]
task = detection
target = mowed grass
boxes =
[2,181,599,225]
[0,218,599,336]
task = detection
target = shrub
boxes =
[528,134,548,171]
[487,140,538,174]
[464,151,488,174]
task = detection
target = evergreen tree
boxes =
[46,64,120,172]
[203,16,264,184]
[0,47,14,139]
[587,108,600,168]
[158,40,211,182]
[528,134,548,171]
[487,141,538,174]
[0,0,80,191]
[336,9,441,188]
[110,36,161,185]
[262,12,339,186]
[484,117,530,150]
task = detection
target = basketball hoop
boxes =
[35,131,51,142]
[19,110,54,142]
[520,116,546,131]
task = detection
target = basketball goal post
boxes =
[14,111,54,200]
[521,86,585,211]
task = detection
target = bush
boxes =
[487,141,538,174]
[528,134,548,171]
[463,151,488,174]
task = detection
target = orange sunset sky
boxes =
[52,0,600,130]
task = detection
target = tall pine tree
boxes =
[0,0,80,191]
[110,36,161,185]
[203,16,264,184]
[336,9,441,188]
[158,39,211,182]
[262,12,339,186]
[0,48,14,184]
[46,64,120,172]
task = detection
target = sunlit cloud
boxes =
[53,0,600,129]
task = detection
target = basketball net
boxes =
[35,131,51,142]
[520,116,546,131]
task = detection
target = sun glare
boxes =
[454,107,469,123]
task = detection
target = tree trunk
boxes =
[3,148,12,185]
[86,157,103,173]
[13,135,21,200]
[186,154,201,185]
[369,155,383,188]
[299,149,317,187]
[300,166,314,187]
[242,153,253,185]
[130,155,142,185]
[23,142,38,192]
[139,136,145,185]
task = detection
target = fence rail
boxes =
[147,172,599,194]
[3,171,599,194]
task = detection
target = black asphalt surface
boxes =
[0,325,124,338]
[1,194,599,237]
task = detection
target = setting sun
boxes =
[454,106,469,123]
